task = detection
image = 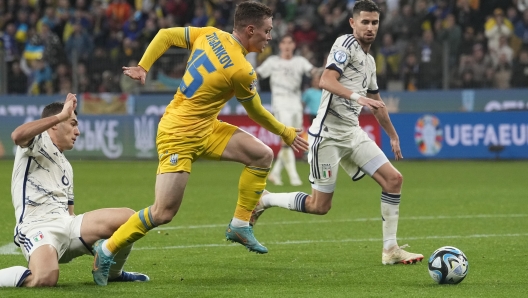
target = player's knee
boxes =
[386,172,403,189]
[255,145,274,167]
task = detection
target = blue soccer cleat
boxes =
[92,239,116,286]
[108,271,150,282]
[225,223,268,254]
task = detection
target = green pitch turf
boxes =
[0,159,527,297]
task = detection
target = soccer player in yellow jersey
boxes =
[91,1,309,286]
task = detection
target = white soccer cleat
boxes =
[382,244,424,265]
[268,174,283,186]
[249,190,270,227]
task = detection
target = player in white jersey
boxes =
[249,0,424,265]
[257,34,318,186]
[0,94,149,287]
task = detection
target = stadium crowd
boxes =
[1,0,528,95]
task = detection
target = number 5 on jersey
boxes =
[179,49,217,97]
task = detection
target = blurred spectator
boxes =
[401,52,420,91]
[2,22,20,67]
[459,26,476,56]
[38,7,59,31]
[492,53,512,89]
[511,49,528,87]
[376,33,400,90]
[191,6,209,27]
[165,0,188,26]
[31,23,65,67]
[417,29,443,89]
[65,22,94,63]
[138,18,158,44]
[453,0,481,31]
[484,8,513,50]
[438,14,462,67]
[460,69,479,89]
[489,36,513,68]
[293,19,318,48]
[20,58,53,95]
[514,9,528,48]
[106,0,132,30]
[76,62,92,92]
[118,37,142,67]
[53,63,71,92]
[458,43,492,87]
[98,70,121,92]
[7,61,28,94]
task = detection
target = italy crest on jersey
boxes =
[321,163,332,178]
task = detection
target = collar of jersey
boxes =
[229,34,248,56]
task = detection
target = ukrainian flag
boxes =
[15,24,28,43]
[23,44,44,60]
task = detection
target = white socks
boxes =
[108,244,133,279]
[261,192,308,213]
[381,192,401,250]
[0,266,31,287]
[230,217,249,228]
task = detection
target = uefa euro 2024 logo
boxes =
[415,115,443,156]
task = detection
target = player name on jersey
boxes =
[206,33,234,69]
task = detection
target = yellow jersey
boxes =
[138,27,258,138]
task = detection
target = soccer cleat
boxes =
[108,271,150,282]
[249,190,269,227]
[382,244,424,265]
[225,223,268,254]
[267,173,283,186]
[92,239,116,286]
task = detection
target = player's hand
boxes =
[390,138,403,160]
[122,66,147,84]
[290,128,309,153]
[357,96,385,110]
[59,93,77,121]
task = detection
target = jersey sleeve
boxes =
[325,35,356,75]
[367,55,379,94]
[232,66,258,102]
[256,56,274,79]
[67,179,74,205]
[20,133,44,157]
[139,26,218,71]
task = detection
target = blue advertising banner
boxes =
[0,115,159,160]
[382,112,528,159]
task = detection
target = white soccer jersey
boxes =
[256,55,313,112]
[309,34,379,139]
[11,131,74,242]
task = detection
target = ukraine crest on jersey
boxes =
[158,27,258,138]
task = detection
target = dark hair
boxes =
[352,0,381,17]
[234,1,273,31]
[41,102,77,118]
[280,34,294,43]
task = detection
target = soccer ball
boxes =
[428,246,469,284]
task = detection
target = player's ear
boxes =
[247,25,255,36]
[349,17,355,30]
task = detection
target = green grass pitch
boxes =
[0,159,527,297]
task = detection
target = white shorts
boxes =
[274,109,303,128]
[16,214,92,264]
[308,127,389,187]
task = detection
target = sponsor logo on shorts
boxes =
[321,163,332,178]
[170,154,179,165]
[32,231,44,242]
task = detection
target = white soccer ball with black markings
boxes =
[428,246,469,284]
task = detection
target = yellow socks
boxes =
[105,207,156,255]
[233,166,269,222]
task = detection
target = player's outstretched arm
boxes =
[241,94,309,152]
[124,27,195,84]
[367,93,403,160]
[319,69,385,110]
[11,93,77,147]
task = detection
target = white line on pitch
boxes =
[155,214,528,231]
[133,232,528,251]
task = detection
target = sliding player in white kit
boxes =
[250,0,424,265]
[257,35,319,186]
[0,94,149,287]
